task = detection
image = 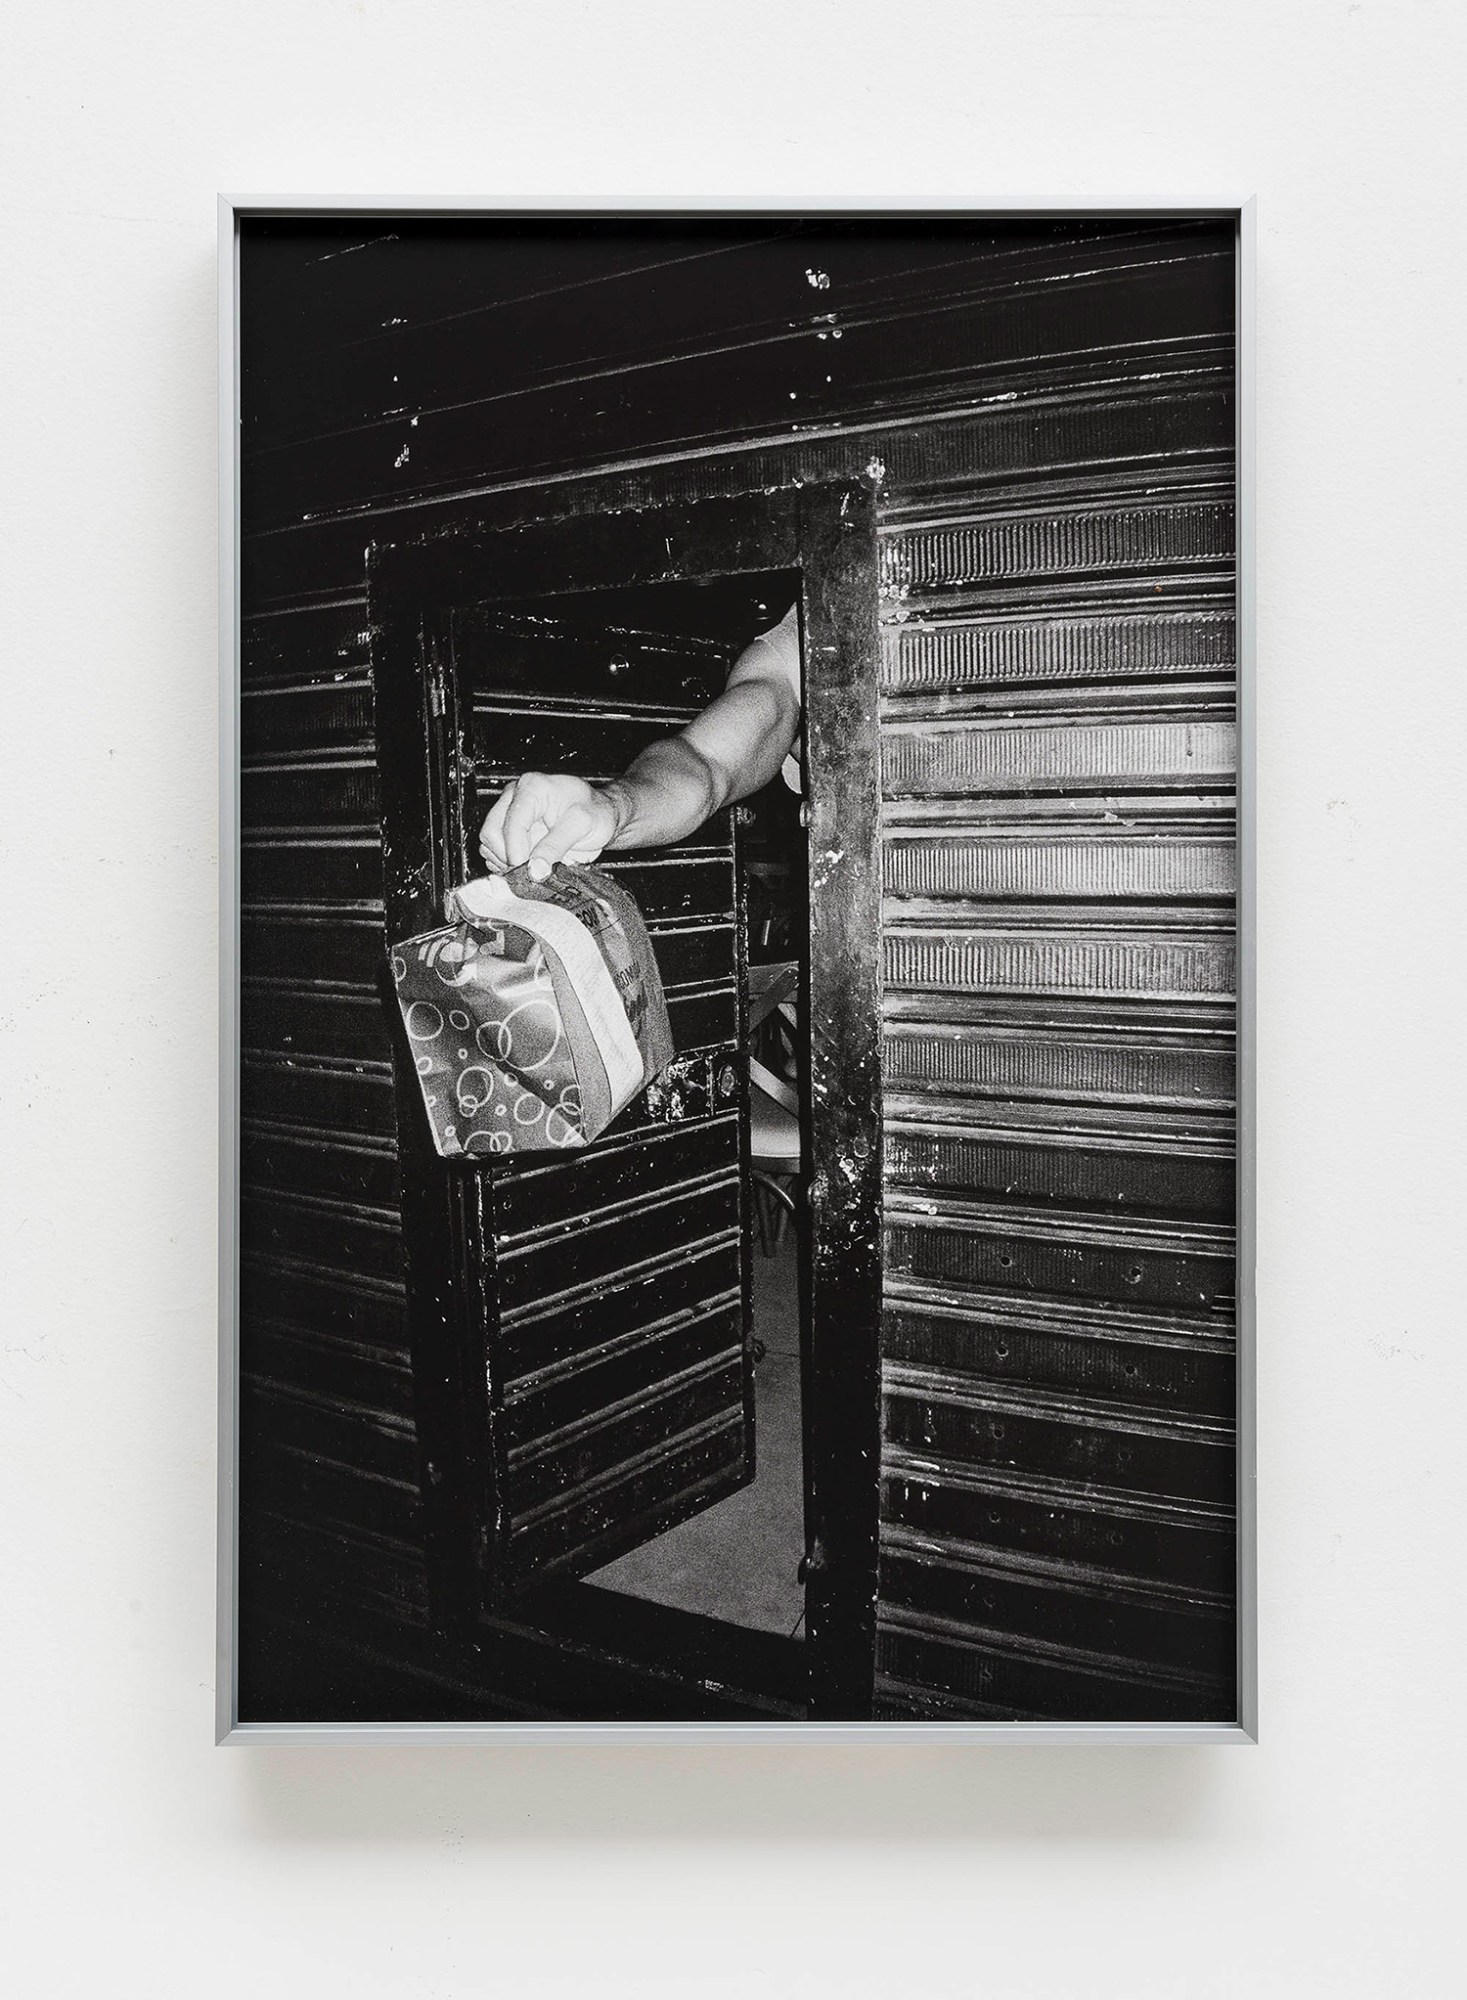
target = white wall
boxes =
[2,2,1462,1993]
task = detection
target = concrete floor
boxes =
[586,1229,805,1636]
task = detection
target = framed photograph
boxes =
[220,201,1255,1741]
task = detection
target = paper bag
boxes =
[389,862,674,1158]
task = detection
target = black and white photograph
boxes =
[230,210,1247,1727]
[13,1,1467,1992]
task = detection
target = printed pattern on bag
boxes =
[389,862,674,1159]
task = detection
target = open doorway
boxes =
[587,745,810,1638]
[370,483,883,1718]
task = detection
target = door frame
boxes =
[368,480,884,1719]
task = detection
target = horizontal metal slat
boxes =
[240,1379,419,1486]
[454,606,727,710]
[883,1090,1234,1141]
[884,900,1235,934]
[881,1520,1233,1615]
[242,837,384,904]
[882,1370,1233,1507]
[598,855,735,921]
[875,1609,1232,1722]
[241,911,386,985]
[882,716,1235,795]
[496,1175,739,1313]
[472,691,706,728]
[883,1108,1234,1217]
[886,1357,1233,1442]
[884,831,1234,900]
[504,1300,743,1440]
[494,1114,739,1241]
[881,1016,1234,1107]
[882,988,1231,1027]
[244,1508,431,1620]
[884,1268,1234,1340]
[878,1539,1232,1684]
[883,925,1235,1001]
[471,712,727,785]
[666,983,738,1051]
[241,599,370,685]
[241,1121,400,1210]
[241,1054,398,1138]
[242,1191,407,1287]
[501,1237,742,1383]
[881,495,1234,593]
[243,1319,416,1424]
[876,368,1234,502]
[503,1412,746,1586]
[871,1679,1041,1723]
[883,1288,1233,1416]
[241,754,379,827]
[241,677,374,755]
[239,353,1233,612]
[884,1195,1234,1311]
[241,984,394,1066]
[244,248,1235,532]
[880,569,1235,629]
[881,607,1235,692]
[881,1451,1234,1595]
[246,229,1227,454]
[645,921,737,990]
[239,1255,407,1352]
[504,1352,745,1515]
[241,1440,424,1552]
[882,790,1232,827]
[881,675,1230,724]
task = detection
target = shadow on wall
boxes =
[234,1743,1234,1847]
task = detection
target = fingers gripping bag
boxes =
[389,863,675,1158]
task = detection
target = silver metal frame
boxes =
[217,197,1258,1746]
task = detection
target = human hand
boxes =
[478,772,623,879]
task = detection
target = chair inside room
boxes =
[747,960,802,1256]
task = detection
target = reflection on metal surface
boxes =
[875,335,1236,1719]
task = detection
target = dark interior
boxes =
[587,745,810,1640]
[236,217,1239,1726]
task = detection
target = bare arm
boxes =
[479,603,802,876]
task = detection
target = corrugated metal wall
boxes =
[237,217,1235,1719]
[875,462,1236,1723]
[453,608,755,1591]
[239,595,430,1637]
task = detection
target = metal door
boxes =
[369,488,883,1716]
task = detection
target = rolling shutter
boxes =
[876,462,1238,1721]
[372,580,755,1607]
[238,605,430,1629]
